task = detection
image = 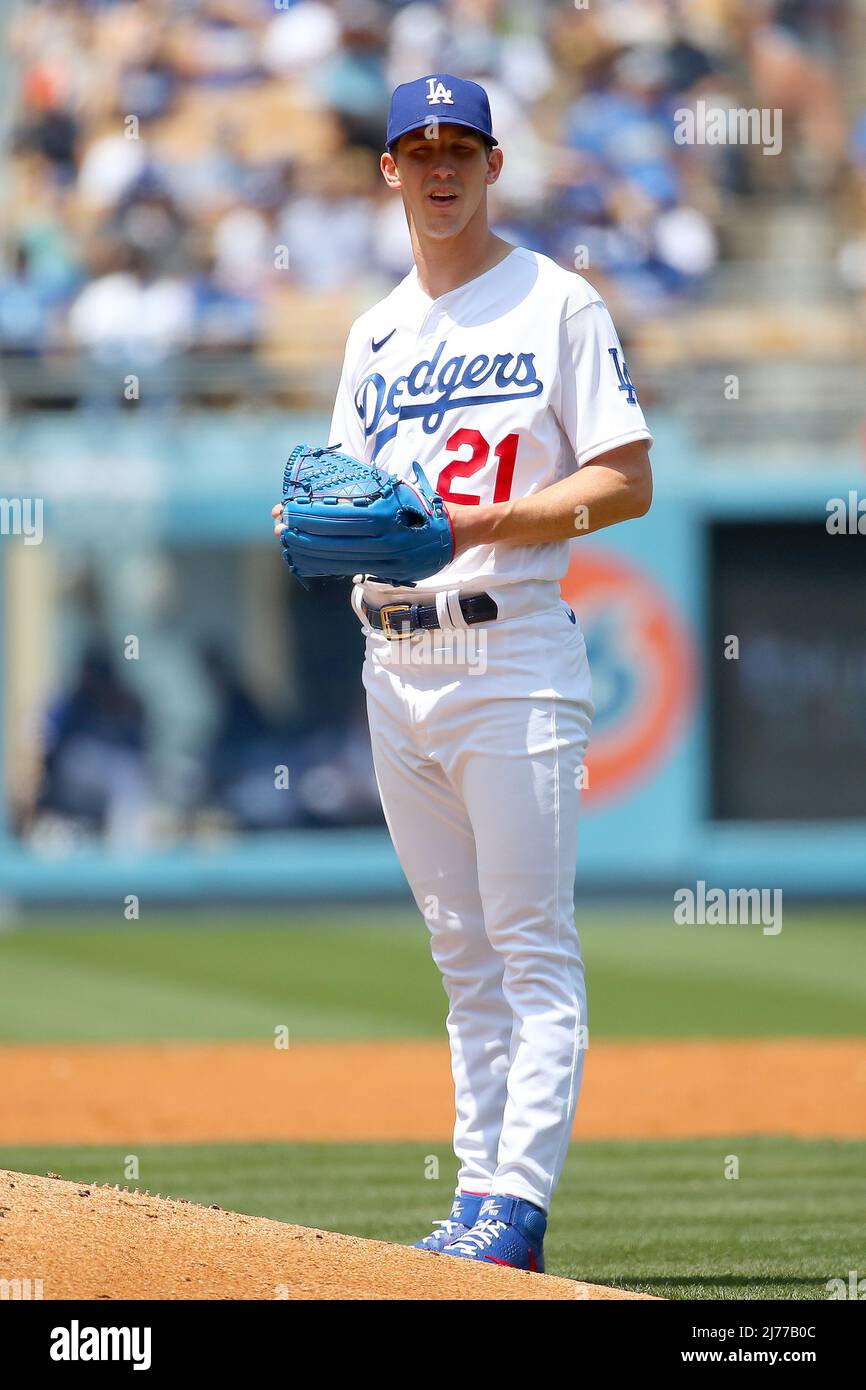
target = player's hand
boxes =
[272,502,286,537]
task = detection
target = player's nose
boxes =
[426,171,460,192]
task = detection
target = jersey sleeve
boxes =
[327,323,368,459]
[556,297,653,468]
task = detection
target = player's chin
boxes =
[420,209,466,239]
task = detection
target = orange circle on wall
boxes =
[562,548,697,806]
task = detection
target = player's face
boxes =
[383,124,502,240]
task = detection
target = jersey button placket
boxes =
[403,312,440,448]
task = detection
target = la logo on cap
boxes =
[426,78,454,106]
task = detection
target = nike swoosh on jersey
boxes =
[371,330,396,352]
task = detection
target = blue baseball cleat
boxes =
[413,1191,485,1253]
[441,1195,547,1272]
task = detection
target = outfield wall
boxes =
[1,411,864,902]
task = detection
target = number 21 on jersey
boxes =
[436,428,518,505]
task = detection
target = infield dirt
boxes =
[0,1036,862,1145]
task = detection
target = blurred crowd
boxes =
[1,0,860,386]
[23,606,383,849]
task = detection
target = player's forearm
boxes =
[449,441,653,554]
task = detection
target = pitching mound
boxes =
[0,1169,653,1301]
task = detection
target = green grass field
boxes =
[1,905,864,1041]
[1,906,864,1299]
[0,1137,861,1300]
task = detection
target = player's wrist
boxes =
[447,502,497,555]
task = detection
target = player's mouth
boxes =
[427,188,459,207]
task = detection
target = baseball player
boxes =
[275,75,653,1273]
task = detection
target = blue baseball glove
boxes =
[277,443,454,587]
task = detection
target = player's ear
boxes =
[381,149,401,189]
[484,146,504,186]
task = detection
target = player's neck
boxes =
[411,225,513,301]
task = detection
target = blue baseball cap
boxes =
[386,74,498,152]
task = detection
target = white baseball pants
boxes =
[359,591,594,1211]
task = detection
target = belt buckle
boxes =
[380,603,413,639]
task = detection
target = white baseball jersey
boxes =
[328,246,652,592]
